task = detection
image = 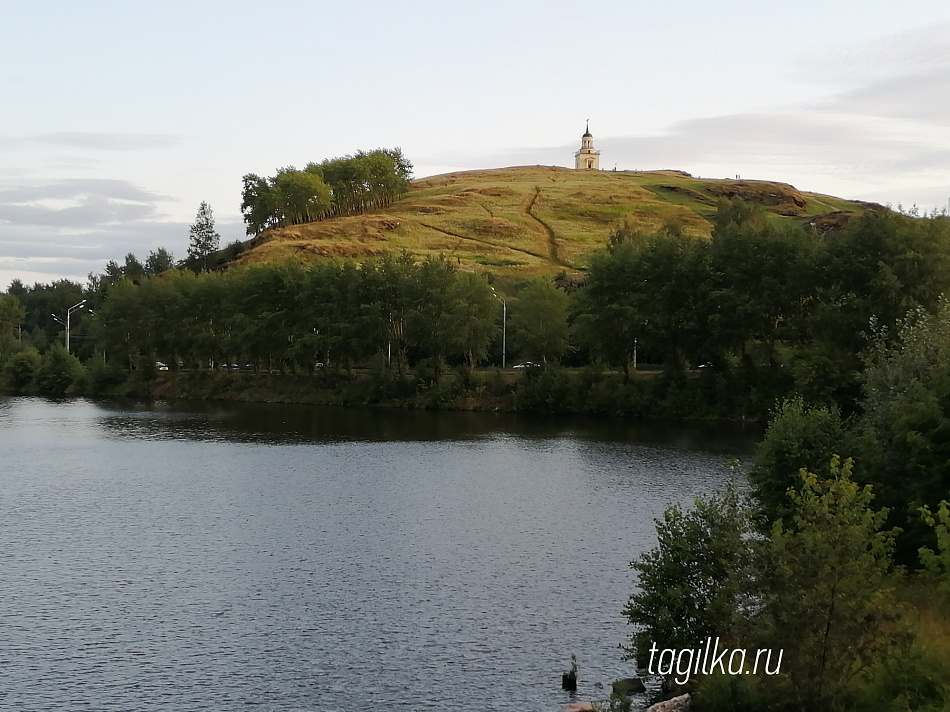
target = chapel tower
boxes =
[574,121,600,170]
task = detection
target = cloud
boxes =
[0,217,247,286]
[0,179,168,227]
[812,22,950,83]
[32,132,182,151]
[0,132,182,152]
[467,24,950,207]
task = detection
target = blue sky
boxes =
[2,0,950,286]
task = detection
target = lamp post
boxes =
[51,299,87,353]
[491,287,506,369]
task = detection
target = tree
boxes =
[123,252,147,283]
[574,240,643,381]
[187,201,221,271]
[145,247,175,276]
[624,482,756,664]
[861,297,950,555]
[758,458,905,711]
[0,293,25,358]
[509,278,570,364]
[35,345,84,395]
[919,500,950,605]
[748,398,867,526]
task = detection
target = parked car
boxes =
[512,361,540,370]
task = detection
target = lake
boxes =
[0,397,759,711]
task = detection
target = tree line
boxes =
[240,148,413,235]
[4,200,950,416]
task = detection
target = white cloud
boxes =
[0,179,167,227]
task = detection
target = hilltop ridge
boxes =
[234,165,874,278]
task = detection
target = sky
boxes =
[2,0,950,287]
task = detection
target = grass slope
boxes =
[235,165,873,280]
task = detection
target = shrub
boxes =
[1,348,41,392]
[35,346,84,396]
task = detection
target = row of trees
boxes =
[5,202,950,417]
[240,148,413,234]
[94,253,505,379]
[578,204,950,408]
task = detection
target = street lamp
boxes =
[491,287,506,369]
[51,299,87,353]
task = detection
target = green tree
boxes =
[0,293,25,359]
[509,278,570,364]
[273,169,332,225]
[919,500,950,605]
[1,347,40,391]
[748,398,868,526]
[35,345,84,395]
[187,201,221,271]
[759,458,905,711]
[861,297,950,555]
[574,241,642,381]
[145,247,175,276]
[624,483,756,664]
[448,271,498,368]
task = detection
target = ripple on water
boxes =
[0,397,756,711]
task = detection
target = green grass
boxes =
[237,165,875,281]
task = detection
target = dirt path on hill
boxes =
[416,221,550,263]
[521,187,567,267]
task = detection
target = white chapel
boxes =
[574,121,600,170]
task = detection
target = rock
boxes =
[644,692,691,712]
[612,677,646,695]
[564,702,596,712]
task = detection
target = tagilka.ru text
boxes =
[647,638,783,685]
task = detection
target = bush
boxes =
[748,398,867,526]
[514,366,574,413]
[35,346,84,396]
[1,348,41,392]
[624,482,756,665]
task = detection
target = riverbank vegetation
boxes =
[625,299,950,711]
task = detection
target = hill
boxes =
[234,165,875,279]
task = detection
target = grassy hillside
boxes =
[235,165,874,279]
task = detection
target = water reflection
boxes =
[83,398,762,450]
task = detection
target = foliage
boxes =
[624,482,756,664]
[862,297,950,555]
[145,247,175,276]
[241,148,412,235]
[748,399,862,525]
[187,201,221,271]
[35,345,84,395]
[0,293,25,358]
[509,278,570,364]
[919,501,950,605]
[86,357,126,397]
[757,457,906,711]
[630,458,914,712]
[1,347,40,392]
[574,240,642,380]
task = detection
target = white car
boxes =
[512,361,540,370]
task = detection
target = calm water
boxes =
[0,398,758,711]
